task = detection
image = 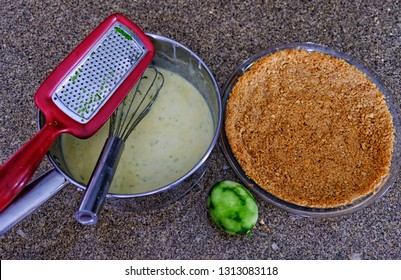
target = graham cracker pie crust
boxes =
[225,48,395,208]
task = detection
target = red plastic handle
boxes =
[0,123,64,212]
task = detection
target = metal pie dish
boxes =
[220,42,401,218]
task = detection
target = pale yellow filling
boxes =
[62,67,214,194]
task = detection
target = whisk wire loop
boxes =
[111,66,164,142]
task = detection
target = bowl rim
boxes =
[220,42,401,218]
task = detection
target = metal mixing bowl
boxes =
[220,42,401,218]
[40,34,222,211]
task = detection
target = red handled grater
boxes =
[0,14,155,211]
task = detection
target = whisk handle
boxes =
[74,136,124,226]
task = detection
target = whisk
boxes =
[74,66,164,225]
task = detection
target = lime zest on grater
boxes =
[52,23,148,124]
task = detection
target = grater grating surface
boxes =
[52,22,148,124]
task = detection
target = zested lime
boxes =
[208,180,258,235]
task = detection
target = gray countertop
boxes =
[1,0,401,260]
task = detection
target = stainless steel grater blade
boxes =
[52,22,148,124]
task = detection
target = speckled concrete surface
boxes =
[1,0,401,260]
